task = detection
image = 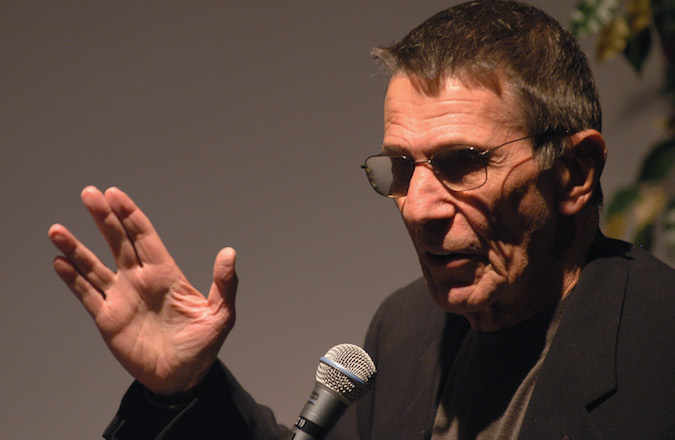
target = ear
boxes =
[553,129,607,216]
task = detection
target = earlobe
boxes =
[555,130,606,216]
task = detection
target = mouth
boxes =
[426,250,482,264]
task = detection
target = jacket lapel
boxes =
[399,314,469,439]
[519,235,628,439]
[366,278,469,440]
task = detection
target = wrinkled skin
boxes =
[49,186,237,394]
[384,74,603,331]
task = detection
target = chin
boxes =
[429,282,492,315]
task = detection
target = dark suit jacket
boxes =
[105,235,674,439]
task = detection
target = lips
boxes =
[425,249,485,268]
[427,249,479,259]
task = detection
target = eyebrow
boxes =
[381,144,407,155]
[381,142,483,156]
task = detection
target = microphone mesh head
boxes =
[316,343,376,403]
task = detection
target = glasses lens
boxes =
[364,155,413,197]
[432,148,487,191]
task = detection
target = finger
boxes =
[103,187,173,266]
[207,247,238,327]
[49,223,116,291]
[80,186,142,269]
[52,255,106,319]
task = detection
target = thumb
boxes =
[207,247,238,321]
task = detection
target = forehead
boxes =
[383,74,522,151]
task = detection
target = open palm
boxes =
[49,186,237,395]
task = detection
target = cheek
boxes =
[396,200,417,241]
[476,185,556,275]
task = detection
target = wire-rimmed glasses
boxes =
[361,134,540,198]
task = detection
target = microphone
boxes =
[285,343,377,440]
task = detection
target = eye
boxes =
[431,148,486,185]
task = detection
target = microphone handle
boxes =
[285,383,350,440]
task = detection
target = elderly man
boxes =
[49,1,673,439]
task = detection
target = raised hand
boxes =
[49,186,237,395]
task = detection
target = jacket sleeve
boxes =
[103,361,288,440]
[100,281,434,440]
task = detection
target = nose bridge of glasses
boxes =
[412,158,434,169]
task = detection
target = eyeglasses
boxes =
[361,134,539,198]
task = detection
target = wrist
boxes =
[142,360,216,397]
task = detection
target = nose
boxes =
[398,162,456,227]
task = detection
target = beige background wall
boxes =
[1,1,668,437]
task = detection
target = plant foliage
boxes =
[571,0,675,258]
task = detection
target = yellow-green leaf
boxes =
[626,0,652,34]
[597,15,630,61]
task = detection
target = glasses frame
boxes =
[361,134,542,198]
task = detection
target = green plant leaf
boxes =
[665,198,675,227]
[652,0,675,54]
[623,27,652,73]
[637,137,675,182]
[605,185,640,216]
[633,220,655,249]
[571,0,622,38]
[663,198,675,255]
[652,0,675,100]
